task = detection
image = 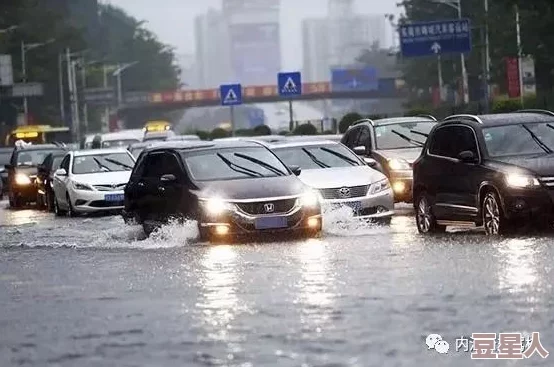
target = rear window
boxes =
[16,149,62,167]
[0,151,12,165]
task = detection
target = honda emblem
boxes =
[264,203,274,213]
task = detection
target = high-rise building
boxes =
[302,19,329,82]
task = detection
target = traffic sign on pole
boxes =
[0,54,13,86]
[278,72,302,97]
[399,19,472,57]
[83,87,115,105]
[219,84,242,106]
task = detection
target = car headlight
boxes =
[370,178,391,194]
[388,158,411,170]
[299,191,320,208]
[14,173,31,186]
[72,181,93,191]
[505,174,540,188]
[203,197,234,215]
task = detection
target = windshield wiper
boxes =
[391,130,424,147]
[216,153,262,178]
[93,157,112,172]
[233,153,286,176]
[319,147,359,166]
[520,124,553,153]
[301,148,330,168]
[410,129,429,138]
[103,157,133,170]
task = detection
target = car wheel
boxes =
[142,220,160,237]
[46,191,54,212]
[482,191,509,235]
[36,193,44,209]
[9,194,21,209]
[415,193,446,234]
[54,196,66,216]
[197,225,210,242]
[66,194,78,217]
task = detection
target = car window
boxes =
[16,149,61,167]
[429,125,477,159]
[60,155,70,171]
[130,147,145,158]
[342,127,360,147]
[374,122,435,150]
[355,127,371,149]
[483,123,554,157]
[183,147,289,181]
[102,139,139,148]
[140,153,165,179]
[159,153,184,180]
[273,144,362,169]
[72,153,135,174]
[52,157,64,171]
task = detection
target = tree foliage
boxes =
[339,112,363,133]
[293,123,317,135]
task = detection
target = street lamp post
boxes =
[515,4,524,107]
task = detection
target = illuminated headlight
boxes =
[203,197,234,215]
[299,191,320,208]
[370,179,391,194]
[505,174,540,188]
[388,158,411,170]
[72,181,93,191]
[14,173,31,185]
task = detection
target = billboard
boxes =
[229,22,281,86]
[331,67,378,92]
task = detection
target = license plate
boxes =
[343,201,362,211]
[105,194,124,202]
[254,216,288,230]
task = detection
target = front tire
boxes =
[415,193,446,234]
[482,191,509,235]
[54,196,66,217]
[66,194,78,217]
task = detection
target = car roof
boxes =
[442,112,554,127]
[0,147,14,153]
[143,139,264,154]
[285,134,342,140]
[268,140,340,149]
[72,148,130,156]
[349,116,437,129]
[15,144,64,151]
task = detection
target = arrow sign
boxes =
[431,42,441,54]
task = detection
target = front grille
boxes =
[93,183,127,191]
[233,209,303,232]
[319,185,369,199]
[540,176,554,188]
[235,198,297,215]
[89,200,124,208]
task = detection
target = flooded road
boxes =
[0,201,553,366]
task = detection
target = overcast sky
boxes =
[102,0,400,70]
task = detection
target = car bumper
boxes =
[70,189,125,213]
[198,205,322,240]
[321,188,394,219]
[501,188,554,222]
[10,183,38,201]
[388,171,413,202]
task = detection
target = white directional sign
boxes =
[0,54,13,86]
[431,42,441,54]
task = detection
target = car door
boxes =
[156,152,187,220]
[53,154,71,205]
[341,126,361,150]
[133,151,165,220]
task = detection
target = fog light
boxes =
[514,199,526,210]
[392,181,406,193]
[307,217,319,228]
[376,206,388,213]
[214,225,229,236]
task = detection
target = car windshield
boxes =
[0,152,11,166]
[72,153,135,174]
[374,121,436,149]
[273,144,361,169]
[102,139,139,148]
[184,147,289,181]
[16,149,61,167]
[483,123,554,157]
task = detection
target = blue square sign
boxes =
[278,72,302,97]
[220,84,242,106]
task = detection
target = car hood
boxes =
[297,166,386,189]
[195,175,307,200]
[374,148,423,163]
[72,171,131,185]
[488,155,554,176]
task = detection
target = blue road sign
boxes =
[331,67,378,92]
[399,18,471,57]
[220,84,242,106]
[278,72,302,97]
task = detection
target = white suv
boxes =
[52,148,136,216]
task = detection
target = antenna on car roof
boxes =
[516,109,554,116]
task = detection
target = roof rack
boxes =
[516,109,554,116]
[414,114,437,121]
[443,114,483,124]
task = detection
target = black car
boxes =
[341,115,437,203]
[35,152,66,211]
[6,143,67,208]
[123,140,322,241]
[0,147,12,199]
[413,110,554,235]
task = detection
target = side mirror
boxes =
[289,165,301,176]
[458,150,477,163]
[363,157,377,167]
[160,173,176,182]
[4,164,12,170]
[55,168,67,176]
[353,146,366,156]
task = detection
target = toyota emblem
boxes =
[264,203,275,213]
[112,184,117,189]
[338,187,351,198]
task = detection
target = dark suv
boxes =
[123,140,322,241]
[413,110,554,235]
[341,115,437,203]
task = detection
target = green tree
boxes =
[339,112,363,133]
[253,124,271,135]
[293,123,317,135]
[210,127,229,139]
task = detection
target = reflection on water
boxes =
[2,208,41,226]
[497,238,539,294]
[295,239,337,328]
[196,245,241,341]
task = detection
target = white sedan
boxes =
[52,148,135,216]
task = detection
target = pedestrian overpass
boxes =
[116,79,408,130]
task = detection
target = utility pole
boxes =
[515,4,524,107]
[79,58,88,135]
[20,41,28,125]
[58,53,65,125]
[483,0,491,112]
[102,64,110,133]
[66,48,80,142]
[456,0,469,105]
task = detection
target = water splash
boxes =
[321,205,390,237]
